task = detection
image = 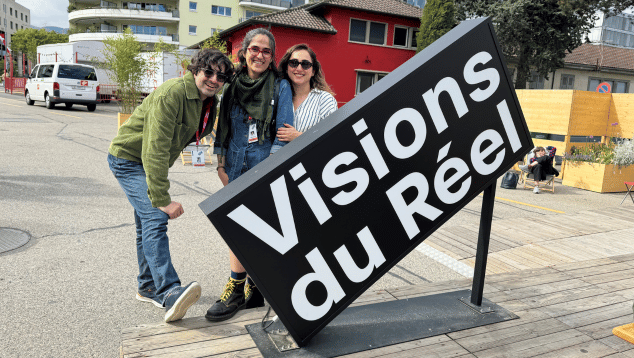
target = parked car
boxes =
[25,62,100,111]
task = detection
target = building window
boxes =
[212,5,231,16]
[588,78,629,93]
[189,2,197,11]
[406,0,426,7]
[211,28,223,36]
[349,19,387,45]
[20,13,23,21]
[356,71,387,94]
[529,71,545,89]
[393,26,418,48]
[25,15,27,22]
[9,8,12,16]
[10,21,12,30]
[560,74,575,89]
[124,24,166,35]
[410,28,419,48]
[189,25,197,35]
[245,10,262,19]
[394,26,408,46]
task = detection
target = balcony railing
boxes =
[71,5,180,18]
[69,30,179,43]
[240,0,291,9]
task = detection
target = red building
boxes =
[218,0,422,106]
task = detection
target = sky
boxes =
[16,0,69,29]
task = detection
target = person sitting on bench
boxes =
[528,146,559,194]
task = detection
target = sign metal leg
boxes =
[464,183,496,311]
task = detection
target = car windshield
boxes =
[57,65,97,81]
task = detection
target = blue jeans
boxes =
[107,153,180,304]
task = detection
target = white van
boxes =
[25,63,99,111]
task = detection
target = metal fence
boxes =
[4,77,26,94]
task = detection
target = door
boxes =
[26,65,39,98]
[55,64,98,102]
[38,64,55,101]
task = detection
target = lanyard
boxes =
[196,102,212,145]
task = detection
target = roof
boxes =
[564,43,634,72]
[217,3,336,40]
[307,0,422,20]
[217,0,421,40]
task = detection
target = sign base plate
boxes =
[246,289,518,357]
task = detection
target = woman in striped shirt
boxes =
[276,44,338,141]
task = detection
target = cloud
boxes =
[15,0,69,28]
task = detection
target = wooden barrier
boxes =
[612,93,634,140]
[516,90,634,186]
[516,89,634,151]
[569,91,612,136]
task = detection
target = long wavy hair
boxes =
[278,43,334,96]
[236,27,279,77]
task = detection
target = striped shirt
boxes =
[293,89,338,132]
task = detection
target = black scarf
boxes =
[216,69,276,154]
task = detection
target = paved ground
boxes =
[0,88,630,358]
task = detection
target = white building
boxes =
[0,0,31,56]
[588,11,634,49]
[68,0,311,49]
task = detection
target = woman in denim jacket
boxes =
[208,28,293,322]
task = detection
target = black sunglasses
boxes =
[202,68,229,83]
[288,59,313,70]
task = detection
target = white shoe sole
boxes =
[164,282,201,323]
[136,292,163,308]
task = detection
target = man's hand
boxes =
[158,201,184,219]
[218,168,229,186]
[276,123,301,142]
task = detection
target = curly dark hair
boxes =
[236,28,279,76]
[187,48,234,79]
[278,43,334,95]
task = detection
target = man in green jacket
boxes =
[107,49,233,322]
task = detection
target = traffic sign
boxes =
[597,82,611,93]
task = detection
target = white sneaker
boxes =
[533,187,540,194]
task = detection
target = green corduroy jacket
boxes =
[108,72,216,208]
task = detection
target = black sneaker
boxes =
[163,282,201,323]
[245,282,265,309]
[205,278,247,322]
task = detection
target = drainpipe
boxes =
[551,69,556,89]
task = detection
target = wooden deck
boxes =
[121,207,634,357]
[432,206,634,274]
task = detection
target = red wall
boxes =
[227,7,420,105]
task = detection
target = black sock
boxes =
[230,271,247,280]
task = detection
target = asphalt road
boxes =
[0,88,628,357]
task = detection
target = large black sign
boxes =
[200,17,533,346]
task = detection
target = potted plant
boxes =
[562,135,634,193]
[98,28,155,127]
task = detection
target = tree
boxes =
[455,0,634,89]
[10,28,68,63]
[417,0,456,52]
[201,30,227,53]
[100,28,155,114]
